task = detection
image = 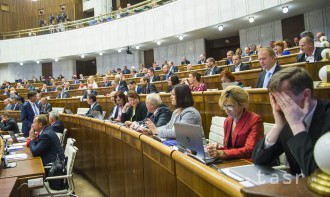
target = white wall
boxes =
[154,38,205,66]
[0,0,292,64]
[0,62,43,82]
[239,20,283,49]
[96,50,142,74]
[52,60,77,79]
[304,6,330,38]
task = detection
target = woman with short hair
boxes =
[206,86,264,160]
[113,91,127,122]
[219,70,243,88]
[184,72,207,92]
[121,90,148,123]
[274,40,290,56]
[166,74,180,93]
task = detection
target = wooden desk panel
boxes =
[0,177,17,197]
[0,111,21,122]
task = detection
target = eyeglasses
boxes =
[222,105,234,111]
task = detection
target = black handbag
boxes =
[47,155,68,190]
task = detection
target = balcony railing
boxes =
[0,0,175,40]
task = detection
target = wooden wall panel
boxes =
[0,0,82,32]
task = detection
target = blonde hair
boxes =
[219,86,249,109]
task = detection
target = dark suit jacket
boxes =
[30,126,65,165]
[121,102,148,123]
[11,103,22,111]
[225,59,233,65]
[116,80,128,92]
[83,90,98,99]
[108,106,118,120]
[197,60,206,64]
[221,111,263,159]
[63,87,73,91]
[0,118,19,133]
[56,91,70,99]
[86,102,103,117]
[255,64,281,88]
[162,72,174,81]
[154,67,161,70]
[205,66,223,76]
[38,103,52,114]
[169,66,178,73]
[296,47,323,62]
[122,69,131,74]
[230,63,250,72]
[51,121,65,134]
[181,60,190,65]
[21,101,36,137]
[102,81,111,87]
[150,75,160,82]
[252,99,330,176]
[138,104,172,127]
[140,84,158,94]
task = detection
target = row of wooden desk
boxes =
[61,114,321,197]
[0,137,44,197]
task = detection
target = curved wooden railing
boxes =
[0,0,175,40]
[60,113,248,197]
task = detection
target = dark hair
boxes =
[27,91,37,99]
[129,80,136,85]
[219,70,235,82]
[142,76,150,83]
[88,94,97,102]
[148,68,155,73]
[173,84,194,108]
[191,72,201,82]
[126,90,140,100]
[115,91,127,106]
[268,67,314,95]
[169,75,180,86]
[300,31,314,40]
[283,39,294,48]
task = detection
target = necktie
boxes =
[262,72,272,88]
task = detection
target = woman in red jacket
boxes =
[207,86,264,160]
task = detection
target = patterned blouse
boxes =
[190,83,207,92]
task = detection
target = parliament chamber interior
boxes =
[1,0,330,196]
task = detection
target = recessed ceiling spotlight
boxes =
[282,6,289,13]
[55,58,59,62]
[19,62,23,66]
[99,52,103,56]
[157,41,161,46]
[81,55,85,58]
[179,35,184,40]
[218,25,224,31]
[36,60,40,64]
[248,17,255,23]
[135,45,140,49]
[118,49,122,53]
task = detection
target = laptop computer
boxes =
[65,109,73,114]
[90,111,104,120]
[174,123,221,165]
[222,82,239,90]
[8,131,26,143]
[229,164,295,185]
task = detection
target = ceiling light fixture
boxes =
[19,62,23,66]
[99,52,103,56]
[179,35,184,40]
[36,60,40,64]
[282,6,289,13]
[55,58,59,62]
[218,25,224,31]
[135,45,140,49]
[157,41,161,46]
[248,17,255,23]
[118,49,122,53]
[81,55,85,58]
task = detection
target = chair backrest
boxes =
[55,128,67,147]
[77,108,89,115]
[65,138,76,155]
[17,122,22,132]
[65,145,78,175]
[209,116,226,145]
[52,107,65,114]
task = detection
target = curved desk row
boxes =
[60,114,248,197]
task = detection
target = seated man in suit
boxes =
[152,62,161,70]
[205,57,223,76]
[63,82,73,91]
[38,97,52,114]
[56,86,70,99]
[297,36,323,63]
[252,67,330,176]
[128,80,142,94]
[114,74,128,92]
[255,47,281,88]
[3,98,12,110]
[140,76,158,94]
[147,68,160,82]
[72,75,80,84]
[82,84,98,99]
[168,61,178,73]
[107,91,118,120]
[181,57,190,65]
[0,113,19,133]
[162,64,173,80]
[197,53,206,64]
[11,96,22,111]
[225,50,234,65]
[242,47,252,57]
[85,94,103,118]
[125,93,172,130]
[40,84,50,92]
[29,115,65,165]
[230,55,250,72]
[16,82,24,89]
[122,65,131,74]
[102,77,111,87]
[49,111,64,133]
